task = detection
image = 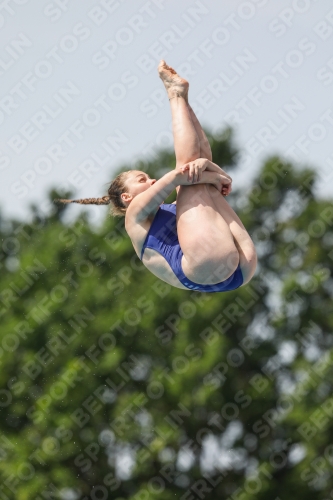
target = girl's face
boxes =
[121,171,156,204]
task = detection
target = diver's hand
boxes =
[180,159,232,185]
[174,168,232,196]
[179,158,209,183]
[214,173,232,196]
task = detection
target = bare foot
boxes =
[158,60,189,102]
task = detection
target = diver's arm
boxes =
[126,169,222,224]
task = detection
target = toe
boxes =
[158,60,168,76]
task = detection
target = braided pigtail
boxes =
[55,196,111,205]
[55,171,131,217]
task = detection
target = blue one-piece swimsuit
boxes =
[140,203,243,293]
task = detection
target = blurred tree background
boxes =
[1,129,333,500]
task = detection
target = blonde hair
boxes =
[55,171,130,217]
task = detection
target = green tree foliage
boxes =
[0,130,333,500]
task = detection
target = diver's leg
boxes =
[204,184,257,285]
[187,104,213,161]
[158,60,200,166]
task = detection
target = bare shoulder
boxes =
[125,202,176,257]
[125,209,155,259]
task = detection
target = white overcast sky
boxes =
[1,0,333,223]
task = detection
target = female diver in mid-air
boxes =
[57,61,257,292]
